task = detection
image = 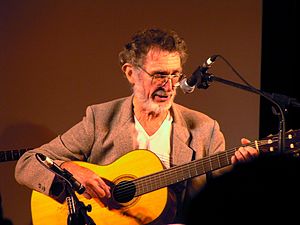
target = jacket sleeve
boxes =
[14,106,96,199]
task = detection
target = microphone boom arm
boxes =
[200,73,286,153]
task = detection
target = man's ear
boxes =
[122,63,135,84]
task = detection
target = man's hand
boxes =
[61,161,111,200]
[231,138,259,164]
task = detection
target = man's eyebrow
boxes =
[152,69,182,74]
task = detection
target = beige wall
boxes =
[0,1,262,224]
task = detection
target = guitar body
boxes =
[31,150,173,225]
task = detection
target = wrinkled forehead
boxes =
[143,47,182,70]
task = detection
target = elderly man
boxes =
[15,28,258,225]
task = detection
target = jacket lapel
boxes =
[171,104,194,166]
[112,96,136,156]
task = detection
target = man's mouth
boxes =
[152,90,171,101]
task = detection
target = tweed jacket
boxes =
[15,95,226,200]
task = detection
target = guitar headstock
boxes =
[259,129,300,156]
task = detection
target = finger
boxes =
[98,179,111,198]
[239,146,259,161]
[241,146,252,157]
[234,149,246,162]
[247,146,260,157]
[231,155,237,164]
[240,138,260,156]
[231,152,243,164]
[241,137,251,145]
[92,185,107,198]
[82,191,92,200]
[85,183,106,199]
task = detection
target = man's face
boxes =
[133,48,182,114]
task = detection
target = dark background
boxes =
[260,0,299,136]
[187,0,299,224]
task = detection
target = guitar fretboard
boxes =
[133,139,277,196]
[134,147,238,196]
[0,148,32,162]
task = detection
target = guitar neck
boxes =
[134,147,237,196]
[0,148,32,162]
[134,138,278,196]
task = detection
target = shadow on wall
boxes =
[184,153,300,225]
[0,122,57,225]
[0,193,13,225]
[0,122,57,150]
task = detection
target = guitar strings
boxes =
[112,138,275,198]
[112,140,269,197]
[116,130,296,197]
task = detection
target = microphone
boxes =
[36,153,85,194]
[180,55,218,93]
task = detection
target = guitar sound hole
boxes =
[112,180,136,203]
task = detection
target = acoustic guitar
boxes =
[28,130,300,224]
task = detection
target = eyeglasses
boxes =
[137,66,184,87]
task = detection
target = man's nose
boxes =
[161,77,174,91]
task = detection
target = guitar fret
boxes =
[0,151,5,162]
[187,164,192,178]
[192,161,198,177]
[0,148,31,162]
[203,158,212,172]
[219,152,230,167]
[177,167,185,182]
[201,160,207,174]
[196,160,205,175]
[216,154,222,168]
[211,155,220,170]
[225,151,230,165]
[220,151,232,168]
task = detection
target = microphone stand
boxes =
[35,154,95,225]
[197,73,286,153]
[65,182,95,225]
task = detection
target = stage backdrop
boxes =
[0,1,261,224]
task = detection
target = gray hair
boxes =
[119,28,188,67]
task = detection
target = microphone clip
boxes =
[196,72,213,89]
[35,153,85,195]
